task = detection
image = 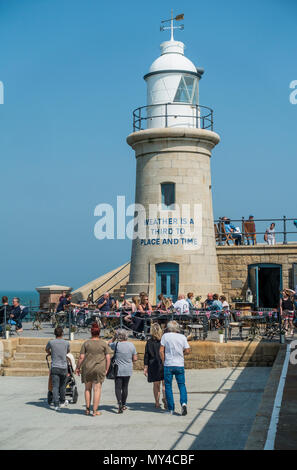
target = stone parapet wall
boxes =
[52,339,280,369]
[1,337,280,375]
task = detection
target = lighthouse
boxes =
[125,14,221,303]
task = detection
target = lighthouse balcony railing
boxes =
[132,103,213,132]
[214,217,297,246]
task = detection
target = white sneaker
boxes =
[54,406,60,411]
[60,400,69,408]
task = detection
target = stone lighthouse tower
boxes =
[125,14,221,303]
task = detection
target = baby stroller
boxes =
[46,353,78,405]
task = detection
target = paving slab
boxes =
[0,367,271,450]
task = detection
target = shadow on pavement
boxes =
[170,340,277,450]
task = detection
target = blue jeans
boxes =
[164,366,187,411]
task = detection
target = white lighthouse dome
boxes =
[148,40,197,75]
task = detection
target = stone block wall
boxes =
[217,244,297,302]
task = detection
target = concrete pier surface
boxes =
[0,367,271,450]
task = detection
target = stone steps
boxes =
[2,338,81,376]
[18,337,49,345]
[16,345,47,354]
[14,352,51,361]
[9,360,49,369]
[3,368,49,377]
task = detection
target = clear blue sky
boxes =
[0,0,296,290]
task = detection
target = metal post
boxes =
[224,312,228,343]
[165,103,168,127]
[218,217,223,246]
[91,289,94,304]
[139,108,142,130]
[3,305,7,339]
[242,217,245,245]
[283,215,288,245]
[279,308,282,344]
[68,308,72,341]
[196,105,198,128]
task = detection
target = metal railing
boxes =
[1,304,285,343]
[215,216,297,246]
[132,103,214,132]
[89,262,130,303]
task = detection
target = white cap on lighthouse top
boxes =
[148,40,197,75]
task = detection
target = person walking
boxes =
[45,326,70,411]
[144,323,166,409]
[76,322,111,416]
[160,321,190,416]
[108,329,137,414]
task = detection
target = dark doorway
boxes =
[249,264,282,308]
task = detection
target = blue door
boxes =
[156,263,179,303]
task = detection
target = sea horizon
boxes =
[0,290,39,306]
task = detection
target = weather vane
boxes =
[160,10,184,41]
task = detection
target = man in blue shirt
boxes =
[223,218,242,246]
[97,292,115,312]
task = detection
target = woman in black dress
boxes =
[144,323,166,409]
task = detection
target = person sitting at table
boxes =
[131,295,152,339]
[56,293,80,313]
[173,295,190,315]
[186,293,195,311]
[203,293,213,309]
[123,296,139,327]
[138,295,153,313]
[156,294,167,312]
[208,294,223,329]
[55,293,82,326]
[96,292,115,313]
[115,294,131,311]
[164,297,173,310]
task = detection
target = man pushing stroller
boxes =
[45,326,70,411]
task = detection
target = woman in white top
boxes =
[265,223,276,245]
